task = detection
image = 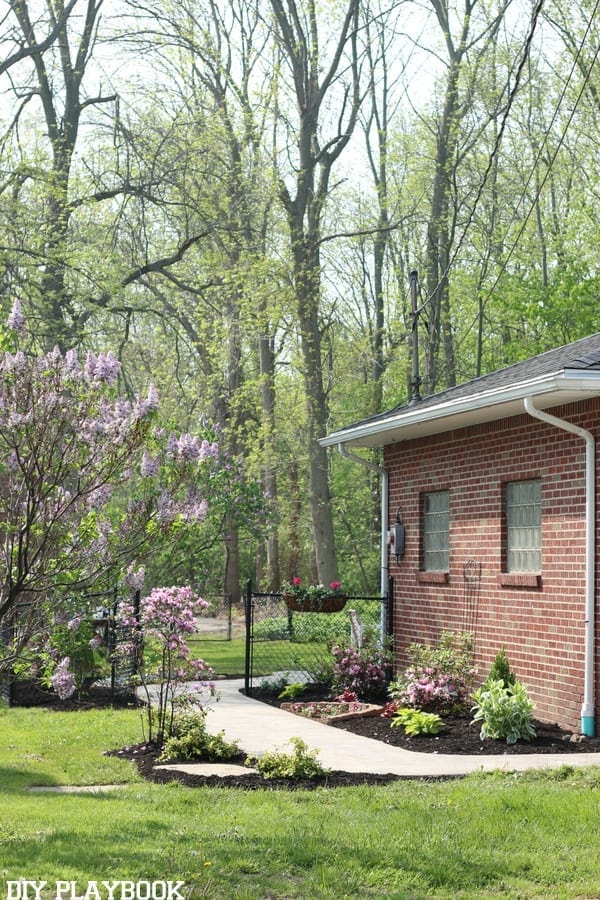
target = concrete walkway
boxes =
[192,678,600,778]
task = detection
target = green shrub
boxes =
[278,682,307,700]
[246,737,329,780]
[471,679,536,744]
[252,617,291,641]
[485,648,516,689]
[158,706,240,762]
[258,673,290,694]
[389,630,475,712]
[390,707,444,736]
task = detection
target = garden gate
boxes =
[243,579,393,695]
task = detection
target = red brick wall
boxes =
[384,398,600,731]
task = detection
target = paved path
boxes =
[194,678,600,778]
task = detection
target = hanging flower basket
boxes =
[282,593,347,613]
[281,578,347,613]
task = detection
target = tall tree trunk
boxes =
[270,0,361,584]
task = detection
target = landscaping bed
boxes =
[252,684,600,756]
[13,677,600,791]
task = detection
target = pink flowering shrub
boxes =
[331,635,392,700]
[389,631,476,713]
[121,585,215,743]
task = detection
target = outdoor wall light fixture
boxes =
[389,509,405,563]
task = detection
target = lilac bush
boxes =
[50,657,76,700]
[121,585,215,743]
[0,302,270,682]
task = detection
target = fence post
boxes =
[386,575,394,639]
[109,592,118,702]
[244,579,252,696]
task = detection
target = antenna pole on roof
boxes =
[409,270,422,403]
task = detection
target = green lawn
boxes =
[188,635,330,678]
[3,705,600,898]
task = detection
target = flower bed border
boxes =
[280,700,383,723]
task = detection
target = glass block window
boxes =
[422,490,450,571]
[506,479,541,572]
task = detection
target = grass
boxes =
[0,705,142,790]
[3,709,600,899]
[188,636,330,678]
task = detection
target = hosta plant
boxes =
[471,678,536,744]
[390,707,444,736]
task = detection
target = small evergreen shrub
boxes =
[246,737,329,780]
[471,679,536,744]
[390,707,444,736]
[485,648,516,689]
[158,706,240,762]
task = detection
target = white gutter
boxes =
[336,444,389,635]
[321,371,600,449]
[524,396,596,736]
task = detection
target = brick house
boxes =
[322,333,600,734]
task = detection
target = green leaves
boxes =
[390,708,444,736]
[471,679,536,744]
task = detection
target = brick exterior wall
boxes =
[385,398,600,732]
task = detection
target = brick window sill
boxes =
[416,571,449,585]
[497,573,542,589]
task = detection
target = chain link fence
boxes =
[244,580,393,694]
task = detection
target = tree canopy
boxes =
[0,0,598,595]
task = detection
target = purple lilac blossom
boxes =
[51,658,76,699]
[7,299,25,332]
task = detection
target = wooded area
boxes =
[1,0,598,599]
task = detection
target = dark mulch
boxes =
[251,684,600,756]
[13,679,600,790]
[9,679,137,710]
[108,742,405,791]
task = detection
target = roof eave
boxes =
[320,370,600,450]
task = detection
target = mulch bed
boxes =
[112,685,600,790]
[108,742,404,791]
[13,679,600,790]
[252,685,600,756]
[9,680,137,710]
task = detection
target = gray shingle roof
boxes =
[328,332,600,440]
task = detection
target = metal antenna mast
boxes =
[409,270,422,403]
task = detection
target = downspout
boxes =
[336,444,388,631]
[524,396,596,736]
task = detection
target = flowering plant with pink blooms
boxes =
[388,631,476,713]
[331,634,392,700]
[121,585,215,743]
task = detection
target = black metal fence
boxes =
[244,579,393,695]
[2,589,137,706]
[189,594,235,642]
